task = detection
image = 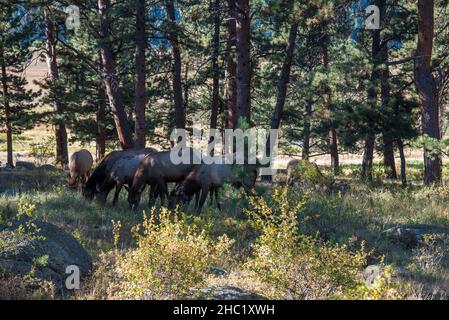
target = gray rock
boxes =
[331,182,350,192]
[0,219,92,289]
[38,164,58,172]
[190,286,267,300]
[211,286,267,300]
[15,161,35,170]
[210,267,228,277]
[383,227,419,248]
[383,225,449,249]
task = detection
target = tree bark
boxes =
[397,138,407,187]
[415,0,441,184]
[97,85,107,161]
[225,0,237,129]
[266,20,298,157]
[322,43,339,175]
[380,45,397,179]
[44,9,69,167]
[134,0,147,148]
[328,128,339,174]
[209,0,220,131]
[0,43,13,167]
[98,0,134,150]
[166,0,185,130]
[235,0,251,126]
[361,12,382,180]
[302,98,312,160]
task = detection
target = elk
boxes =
[68,149,94,189]
[82,148,156,204]
[127,148,201,210]
[169,161,258,213]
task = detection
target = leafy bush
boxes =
[244,187,401,299]
[112,208,234,299]
[289,160,333,190]
[28,137,55,166]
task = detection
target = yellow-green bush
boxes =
[289,160,333,188]
[112,208,234,299]
[244,187,402,300]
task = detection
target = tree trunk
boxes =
[361,13,382,180]
[322,43,339,175]
[415,0,441,184]
[235,0,251,127]
[209,0,220,131]
[302,98,312,160]
[225,0,237,129]
[0,43,13,167]
[397,138,407,187]
[134,0,147,148]
[166,0,185,130]
[380,46,397,179]
[96,55,106,160]
[98,0,134,150]
[328,128,339,174]
[44,9,69,167]
[266,20,298,157]
[97,84,107,161]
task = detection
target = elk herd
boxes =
[68,148,259,213]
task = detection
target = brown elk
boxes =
[286,159,300,185]
[82,148,156,203]
[98,152,156,206]
[68,149,94,188]
[169,162,258,214]
[127,148,201,210]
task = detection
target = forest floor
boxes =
[1,164,449,300]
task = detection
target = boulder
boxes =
[0,219,92,289]
[15,161,35,170]
[211,286,267,300]
[331,182,350,193]
[210,267,228,277]
[38,164,58,172]
[192,286,267,300]
[382,227,419,248]
[383,225,449,249]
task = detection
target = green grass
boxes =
[1,168,449,299]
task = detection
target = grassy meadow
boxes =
[1,161,448,300]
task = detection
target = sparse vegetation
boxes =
[1,168,449,300]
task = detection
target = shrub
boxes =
[112,208,234,299]
[289,160,333,190]
[28,137,55,166]
[244,187,401,299]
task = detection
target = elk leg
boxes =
[148,183,157,208]
[194,191,200,210]
[214,188,221,211]
[196,185,210,214]
[112,183,122,207]
[209,189,214,206]
[157,180,167,207]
